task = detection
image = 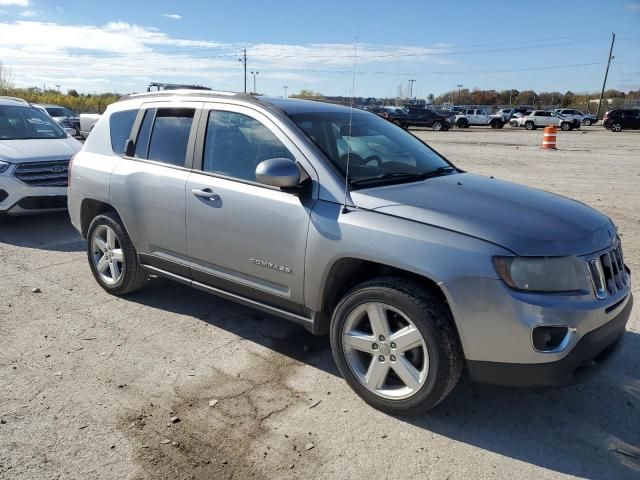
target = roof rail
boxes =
[0,96,30,105]
[117,89,253,102]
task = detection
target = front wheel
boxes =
[87,212,147,295]
[525,121,535,130]
[432,121,443,131]
[582,118,592,126]
[611,122,623,132]
[561,122,571,131]
[330,278,463,416]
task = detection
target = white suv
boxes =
[0,97,82,215]
[523,110,581,131]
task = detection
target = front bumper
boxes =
[467,294,632,387]
[0,173,67,215]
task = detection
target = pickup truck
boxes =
[79,113,101,139]
[454,109,504,129]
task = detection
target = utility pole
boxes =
[238,48,247,93]
[596,32,615,119]
[457,84,463,103]
[250,71,259,94]
[408,79,416,99]
[283,85,288,98]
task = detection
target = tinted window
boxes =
[46,107,75,117]
[146,108,194,166]
[109,109,137,155]
[203,111,293,182]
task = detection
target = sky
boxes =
[1,0,639,97]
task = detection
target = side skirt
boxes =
[141,264,316,331]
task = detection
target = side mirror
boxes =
[124,138,135,157]
[255,158,300,188]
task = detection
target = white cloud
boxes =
[19,8,36,16]
[627,3,640,11]
[0,0,29,6]
[0,20,451,93]
[162,13,181,20]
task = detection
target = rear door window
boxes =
[109,109,137,154]
[134,108,195,167]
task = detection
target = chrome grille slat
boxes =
[589,241,629,300]
[13,159,70,187]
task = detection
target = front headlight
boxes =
[493,256,588,293]
[0,160,11,174]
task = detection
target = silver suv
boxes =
[1,97,82,215]
[68,90,632,415]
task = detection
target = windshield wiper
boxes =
[350,165,456,186]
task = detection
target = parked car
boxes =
[403,106,451,131]
[509,111,533,127]
[0,97,82,215]
[497,108,518,122]
[523,110,580,131]
[34,104,80,136]
[80,113,101,139]
[455,109,504,128]
[602,109,640,132]
[553,109,598,126]
[371,106,409,128]
[68,91,632,415]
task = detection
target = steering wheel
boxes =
[339,153,381,167]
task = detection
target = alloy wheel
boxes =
[341,302,429,400]
[91,225,124,285]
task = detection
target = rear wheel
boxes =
[509,120,518,127]
[432,121,443,131]
[611,122,623,132]
[456,119,468,128]
[561,122,571,131]
[582,118,592,126]
[525,121,535,130]
[87,212,147,295]
[330,278,463,416]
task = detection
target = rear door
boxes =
[110,102,202,273]
[185,103,315,312]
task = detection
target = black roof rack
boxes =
[147,82,211,92]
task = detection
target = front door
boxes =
[185,104,314,313]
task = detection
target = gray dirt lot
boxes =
[1,126,639,480]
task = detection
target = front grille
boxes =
[588,242,629,299]
[13,159,70,187]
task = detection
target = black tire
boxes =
[611,122,623,132]
[432,121,443,131]
[456,119,468,128]
[330,277,463,416]
[525,121,535,130]
[490,120,499,129]
[582,118,592,126]
[86,211,147,295]
[509,120,518,127]
[561,122,571,131]
[497,122,504,129]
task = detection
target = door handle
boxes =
[192,188,220,201]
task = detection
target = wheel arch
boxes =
[80,198,118,238]
[315,257,453,336]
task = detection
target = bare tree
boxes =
[0,62,15,93]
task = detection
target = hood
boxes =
[351,173,614,256]
[0,137,82,164]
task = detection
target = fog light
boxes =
[532,326,574,352]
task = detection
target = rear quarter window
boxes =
[109,109,137,155]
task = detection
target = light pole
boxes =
[283,85,288,98]
[250,71,259,94]
[238,48,247,93]
[457,84,463,104]
[408,79,416,99]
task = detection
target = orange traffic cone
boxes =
[541,125,557,150]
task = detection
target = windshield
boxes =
[0,105,67,140]
[45,107,75,117]
[288,110,455,188]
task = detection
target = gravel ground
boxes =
[1,126,638,480]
